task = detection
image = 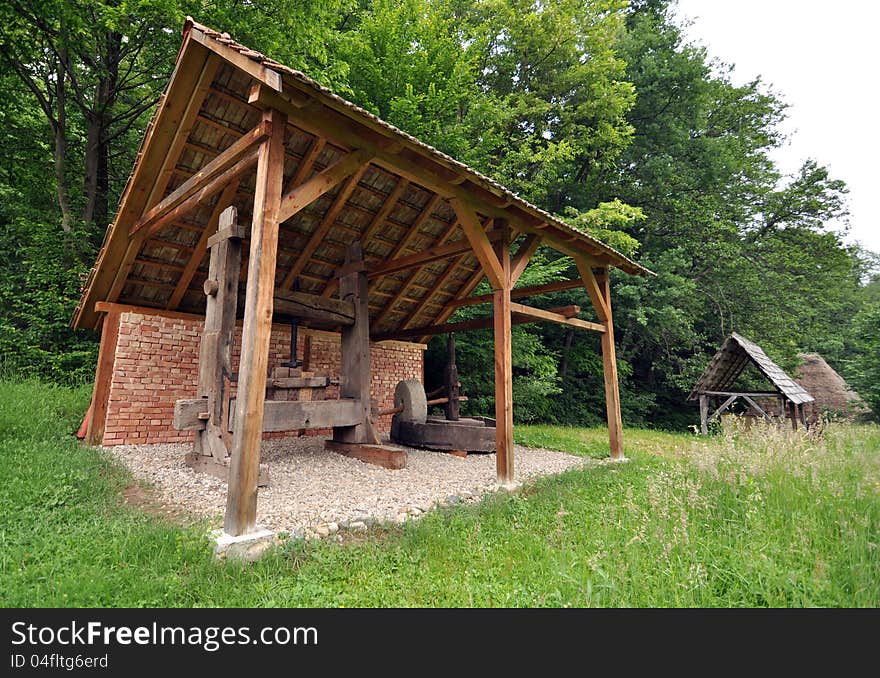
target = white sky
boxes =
[673,0,880,255]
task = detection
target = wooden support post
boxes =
[224,108,286,537]
[699,394,709,435]
[493,221,515,484]
[790,402,798,431]
[86,311,121,445]
[190,206,242,467]
[445,333,461,421]
[333,242,379,445]
[595,267,624,459]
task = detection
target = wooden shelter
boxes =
[689,333,814,433]
[73,18,652,536]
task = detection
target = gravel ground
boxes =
[106,436,589,537]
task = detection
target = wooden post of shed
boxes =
[493,221,514,484]
[86,310,121,445]
[699,394,709,435]
[333,242,379,445]
[596,268,624,458]
[224,108,286,537]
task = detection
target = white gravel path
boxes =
[106,436,588,537]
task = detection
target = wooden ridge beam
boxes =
[131,120,271,237]
[277,148,372,224]
[281,161,371,290]
[257,81,647,276]
[189,26,283,91]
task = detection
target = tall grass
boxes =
[1,380,877,607]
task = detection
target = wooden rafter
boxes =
[166,179,240,309]
[398,253,465,330]
[361,178,410,247]
[420,262,487,343]
[372,216,460,328]
[382,193,442,263]
[280,161,371,290]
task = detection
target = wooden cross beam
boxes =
[130,119,272,237]
[277,148,373,224]
[446,278,584,308]
[451,197,504,289]
[371,304,595,341]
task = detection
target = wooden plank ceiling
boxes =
[73,18,651,334]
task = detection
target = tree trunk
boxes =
[54,48,71,232]
[559,328,574,381]
[82,31,121,229]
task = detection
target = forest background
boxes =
[1,0,877,427]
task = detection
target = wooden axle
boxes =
[377,395,468,418]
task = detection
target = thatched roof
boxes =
[72,17,651,332]
[689,332,814,404]
[795,353,865,413]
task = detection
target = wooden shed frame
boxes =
[73,19,652,536]
[689,333,815,434]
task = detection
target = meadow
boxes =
[1,379,877,607]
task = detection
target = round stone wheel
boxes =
[393,379,427,423]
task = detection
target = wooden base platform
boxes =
[391,415,496,453]
[325,440,407,470]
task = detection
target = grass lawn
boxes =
[1,379,877,607]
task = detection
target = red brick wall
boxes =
[100,310,424,446]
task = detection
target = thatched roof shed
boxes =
[690,333,813,433]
